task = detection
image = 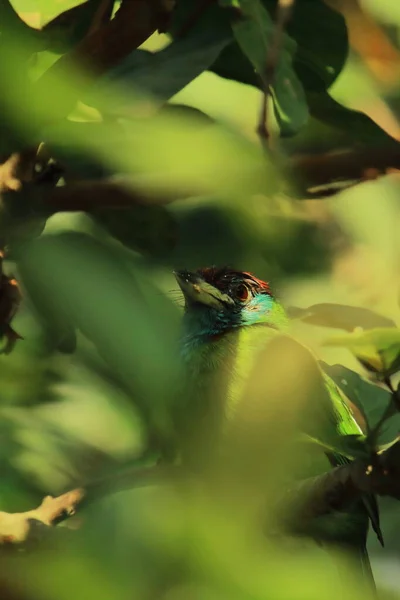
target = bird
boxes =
[174,265,382,593]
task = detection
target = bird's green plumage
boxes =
[175,267,381,593]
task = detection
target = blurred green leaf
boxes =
[323,328,400,378]
[17,232,181,447]
[44,115,276,199]
[0,0,42,46]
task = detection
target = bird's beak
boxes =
[174,270,234,309]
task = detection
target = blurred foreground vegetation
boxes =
[1,0,400,598]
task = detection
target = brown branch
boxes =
[86,0,115,37]
[0,465,176,545]
[3,438,400,547]
[0,149,40,193]
[39,178,192,213]
[287,144,400,197]
[173,0,215,39]
[34,0,173,124]
[0,489,84,544]
[279,464,359,529]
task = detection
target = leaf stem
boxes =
[257,0,294,150]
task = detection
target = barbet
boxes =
[174,266,382,592]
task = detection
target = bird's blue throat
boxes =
[180,293,277,358]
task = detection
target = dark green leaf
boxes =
[210,0,349,94]
[283,0,348,92]
[305,90,400,147]
[225,0,308,135]
[210,39,261,88]
[91,5,233,106]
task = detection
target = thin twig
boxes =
[257,0,295,151]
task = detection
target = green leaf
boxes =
[323,328,400,378]
[299,432,369,461]
[91,4,233,106]
[288,303,396,332]
[211,0,347,110]
[283,0,348,92]
[226,0,308,135]
[321,363,399,445]
[305,90,400,147]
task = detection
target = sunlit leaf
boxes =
[321,363,399,444]
[323,328,400,377]
[299,432,370,461]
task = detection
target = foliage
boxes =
[0,0,400,598]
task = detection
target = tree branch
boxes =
[34,0,173,124]
[288,144,400,198]
[279,464,359,529]
[0,465,177,546]
[0,489,84,544]
[4,438,400,547]
[39,178,191,213]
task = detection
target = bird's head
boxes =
[174,266,288,343]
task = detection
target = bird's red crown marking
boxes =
[243,272,271,293]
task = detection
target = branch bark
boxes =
[288,144,400,198]
[0,489,84,544]
[0,465,176,546]
[40,178,191,212]
[3,440,400,547]
[34,0,173,124]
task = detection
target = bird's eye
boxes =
[236,284,250,302]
